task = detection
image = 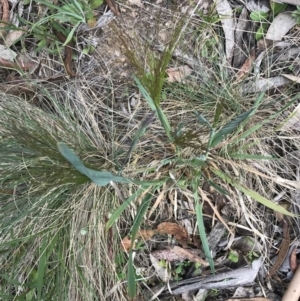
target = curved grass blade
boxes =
[106,187,145,230]
[124,113,155,165]
[134,75,172,140]
[205,179,229,195]
[58,142,130,186]
[128,192,154,298]
[194,111,213,129]
[233,96,298,145]
[210,108,255,148]
[134,76,155,110]
[230,154,278,160]
[191,176,215,273]
[37,234,58,300]
[211,168,296,216]
[213,101,223,128]
[195,201,215,273]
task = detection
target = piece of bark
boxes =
[282,264,300,301]
[269,219,290,277]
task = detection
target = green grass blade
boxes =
[194,111,213,129]
[191,176,215,273]
[206,179,229,195]
[156,106,172,140]
[253,92,265,108]
[134,75,155,110]
[213,102,223,128]
[195,201,215,273]
[128,192,154,298]
[106,187,145,230]
[37,233,59,300]
[211,168,296,216]
[0,274,22,286]
[230,154,278,160]
[63,23,80,46]
[124,113,154,165]
[128,252,136,299]
[58,142,131,185]
[134,75,172,140]
[37,236,48,300]
[210,108,255,148]
[233,96,298,145]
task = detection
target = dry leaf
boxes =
[290,248,298,272]
[151,248,185,261]
[266,13,297,41]
[150,254,171,282]
[151,246,208,266]
[215,0,235,62]
[172,246,208,266]
[279,104,300,131]
[5,27,27,47]
[166,65,192,82]
[0,45,17,61]
[157,222,189,245]
[137,229,156,240]
[121,236,132,252]
[282,73,300,84]
[235,48,256,82]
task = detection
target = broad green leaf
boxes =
[128,192,153,298]
[211,168,296,216]
[90,0,104,9]
[106,187,145,230]
[230,154,278,160]
[271,2,287,16]
[58,142,130,186]
[61,4,82,14]
[195,202,215,273]
[250,11,269,22]
[255,24,268,40]
[228,250,239,263]
[194,111,213,129]
[34,0,63,10]
[210,108,255,148]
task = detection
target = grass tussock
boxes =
[0,5,300,300]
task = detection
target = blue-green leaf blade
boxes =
[128,192,153,298]
[58,142,130,186]
[106,187,145,230]
[210,108,255,147]
[195,202,215,273]
[194,111,213,129]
